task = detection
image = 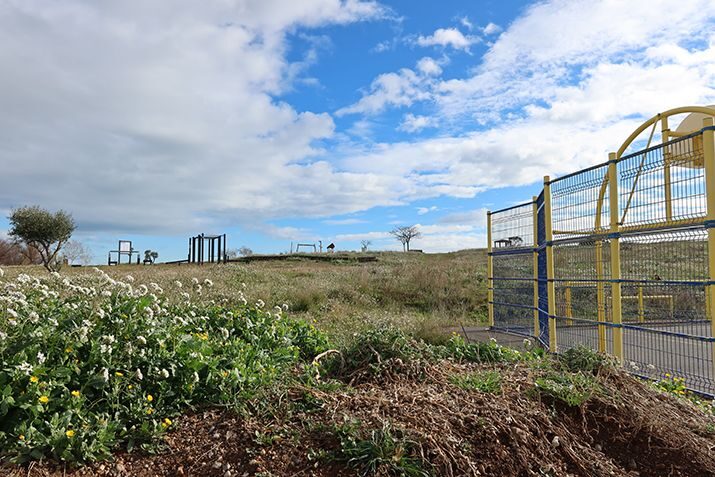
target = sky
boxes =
[1,0,715,262]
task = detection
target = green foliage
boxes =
[335,421,432,477]
[446,335,524,363]
[449,370,501,394]
[559,346,609,373]
[0,270,327,463]
[8,206,75,272]
[534,371,600,407]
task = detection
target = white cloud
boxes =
[482,22,501,35]
[0,0,392,234]
[416,57,443,76]
[416,206,437,215]
[416,27,476,51]
[336,65,433,116]
[398,113,434,133]
[439,208,488,227]
[323,218,367,225]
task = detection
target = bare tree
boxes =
[238,246,253,256]
[360,240,371,252]
[0,239,42,266]
[63,240,94,265]
[389,225,421,251]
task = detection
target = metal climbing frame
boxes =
[488,107,715,396]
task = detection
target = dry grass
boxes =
[1,249,488,345]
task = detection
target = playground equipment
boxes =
[108,240,140,265]
[188,233,227,264]
[488,105,715,396]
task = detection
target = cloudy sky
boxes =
[1,0,715,261]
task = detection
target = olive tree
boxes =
[8,206,75,272]
[389,225,421,251]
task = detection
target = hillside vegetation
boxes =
[1,250,714,477]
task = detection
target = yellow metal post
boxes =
[638,285,645,323]
[487,211,494,327]
[544,176,557,352]
[532,197,540,338]
[565,282,573,326]
[609,152,624,361]
[662,117,673,221]
[702,117,715,380]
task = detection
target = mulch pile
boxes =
[3,361,715,477]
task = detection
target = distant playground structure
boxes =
[487,106,715,396]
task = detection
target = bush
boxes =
[0,269,327,463]
[446,335,523,363]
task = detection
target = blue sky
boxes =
[1,0,714,262]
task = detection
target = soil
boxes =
[2,362,715,477]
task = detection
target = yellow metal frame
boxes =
[487,211,494,327]
[544,176,557,352]
[703,117,715,383]
[489,107,715,373]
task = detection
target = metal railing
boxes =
[488,116,715,396]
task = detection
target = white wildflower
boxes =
[256,299,265,308]
[18,362,33,375]
[191,277,199,285]
[135,368,144,380]
[192,371,200,383]
[8,319,17,327]
[137,336,147,345]
[37,352,46,364]
[101,368,110,382]
[0,331,6,340]
[282,303,289,311]
[28,311,39,323]
[124,275,135,283]
[161,368,170,379]
[204,279,213,288]
[174,280,183,288]
[220,328,229,339]
[101,290,112,297]
[7,308,17,318]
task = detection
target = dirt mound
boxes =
[3,361,715,477]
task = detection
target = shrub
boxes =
[446,336,523,363]
[0,269,326,463]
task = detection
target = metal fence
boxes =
[487,112,715,396]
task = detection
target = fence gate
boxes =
[488,106,715,396]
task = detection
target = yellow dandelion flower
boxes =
[128,384,133,390]
[71,390,81,397]
[146,394,153,402]
[115,371,124,377]
[38,395,49,404]
[161,418,172,428]
[65,429,75,438]
[18,435,25,441]
[29,376,39,383]
[146,407,154,415]
[221,371,229,378]
[65,347,73,353]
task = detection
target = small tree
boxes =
[63,240,93,266]
[144,250,159,264]
[360,240,371,252]
[389,225,421,251]
[8,206,75,272]
[238,246,253,256]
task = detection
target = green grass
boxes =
[449,370,502,394]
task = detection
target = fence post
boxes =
[487,211,494,328]
[532,197,539,338]
[543,176,557,352]
[608,152,624,361]
[702,117,715,379]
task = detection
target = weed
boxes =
[559,346,609,373]
[534,372,600,406]
[335,421,432,477]
[449,370,501,394]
